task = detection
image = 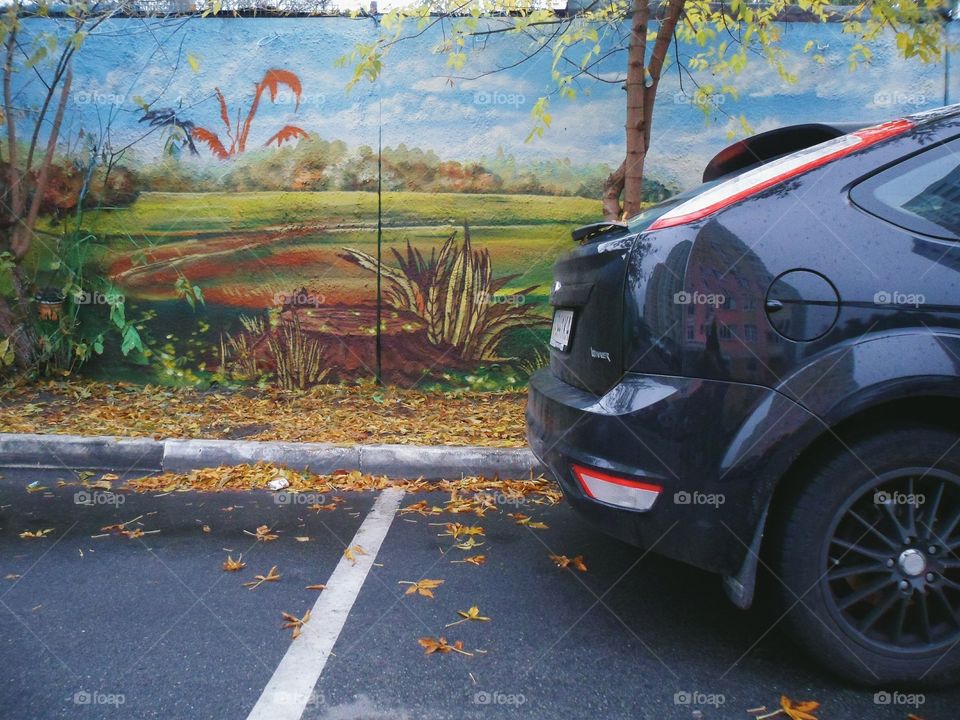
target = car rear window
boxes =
[626,179,722,233]
[851,137,960,240]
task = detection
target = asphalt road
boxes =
[1,467,959,720]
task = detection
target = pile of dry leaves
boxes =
[0,379,525,446]
[125,462,558,500]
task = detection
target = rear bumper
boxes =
[526,368,810,575]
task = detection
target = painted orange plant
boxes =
[193,69,309,159]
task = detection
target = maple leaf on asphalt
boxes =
[451,555,486,566]
[244,566,281,589]
[399,500,442,516]
[549,554,587,572]
[399,579,444,598]
[508,512,548,529]
[439,522,484,540]
[779,695,820,720]
[453,537,485,551]
[19,528,54,539]
[223,555,246,572]
[245,525,278,542]
[533,487,562,505]
[418,636,472,656]
[446,605,491,627]
[309,503,337,513]
[281,609,311,639]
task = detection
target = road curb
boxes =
[0,433,164,472]
[0,433,541,480]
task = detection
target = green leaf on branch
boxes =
[121,326,143,356]
[108,297,125,329]
[0,338,14,367]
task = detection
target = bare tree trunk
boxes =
[622,0,650,218]
[16,67,73,258]
[0,24,34,367]
[643,0,684,155]
[601,160,625,221]
[602,0,684,220]
[3,28,23,230]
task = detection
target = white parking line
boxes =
[246,488,405,720]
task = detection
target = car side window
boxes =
[851,137,960,241]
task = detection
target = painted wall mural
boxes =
[8,16,951,390]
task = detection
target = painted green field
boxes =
[75,190,601,237]
[73,191,600,308]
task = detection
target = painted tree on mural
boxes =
[191,69,309,159]
[341,0,948,220]
[1,1,124,367]
[0,0,202,371]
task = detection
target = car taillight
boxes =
[648,118,915,231]
[572,463,662,511]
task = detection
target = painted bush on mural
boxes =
[9,17,946,388]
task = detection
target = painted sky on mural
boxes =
[16,16,947,188]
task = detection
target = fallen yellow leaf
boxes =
[399,578,444,598]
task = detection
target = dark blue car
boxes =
[528,105,960,685]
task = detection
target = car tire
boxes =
[771,425,960,687]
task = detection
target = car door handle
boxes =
[765,299,784,313]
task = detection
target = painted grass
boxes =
[77,190,601,237]
[108,224,564,307]
[57,190,596,313]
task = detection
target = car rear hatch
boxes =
[548,225,634,395]
[547,196,703,396]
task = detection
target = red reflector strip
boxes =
[648,118,915,231]
[572,463,662,511]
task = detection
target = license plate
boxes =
[549,309,574,351]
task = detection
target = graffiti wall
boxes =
[9,16,949,390]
